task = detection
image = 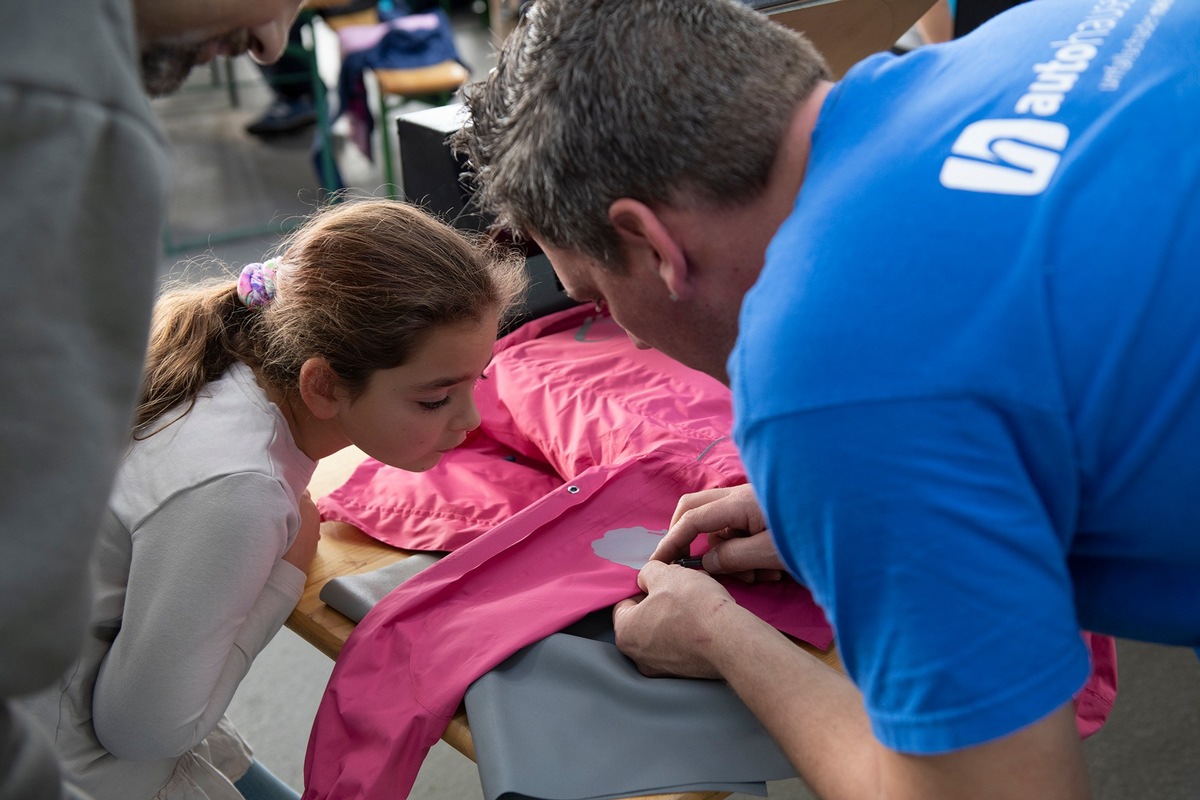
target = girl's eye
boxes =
[418,397,452,411]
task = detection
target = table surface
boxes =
[287,446,839,800]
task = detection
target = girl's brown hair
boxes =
[135,198,527,435]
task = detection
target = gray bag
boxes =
[465,611,797,800]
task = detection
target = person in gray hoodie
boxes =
[0,1,305,798]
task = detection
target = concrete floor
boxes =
[152,8,1200,799]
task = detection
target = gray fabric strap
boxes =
[318,553,444,622]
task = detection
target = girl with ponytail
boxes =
[28,198,526,800]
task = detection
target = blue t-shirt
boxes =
[730,0,1200,754]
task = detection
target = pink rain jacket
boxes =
[306,307,1116,799]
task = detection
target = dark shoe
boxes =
[245,97,318,136]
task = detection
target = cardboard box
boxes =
[754,0,935,77]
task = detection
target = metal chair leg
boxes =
[377,87,400,199]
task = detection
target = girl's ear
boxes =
[298,357,343,420]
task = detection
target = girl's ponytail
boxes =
[133,278,257,436]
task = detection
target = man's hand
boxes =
[653,483,786,581]
[613,560,745,679]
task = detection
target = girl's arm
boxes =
[92,473,306,761]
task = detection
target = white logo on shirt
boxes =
[939,119,1070,195]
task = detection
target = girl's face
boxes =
[333,312,499,472]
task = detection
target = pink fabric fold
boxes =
[1075,632,1118,739]
[318,306,740,549]
[317,430,562,552]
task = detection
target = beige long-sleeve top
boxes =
[24,364,315,799]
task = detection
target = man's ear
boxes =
[298,357,343,420]
[608,198,691,301]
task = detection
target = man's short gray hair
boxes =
[452,0,830,269]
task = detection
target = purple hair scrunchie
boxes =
[237,260,278,308]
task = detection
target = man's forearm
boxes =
[703,605,1091,800]
[702,605,880,799]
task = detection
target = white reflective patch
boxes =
[940,119,1070,196]
[591,526,665,569]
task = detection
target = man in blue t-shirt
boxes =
[453,0,1200,796]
